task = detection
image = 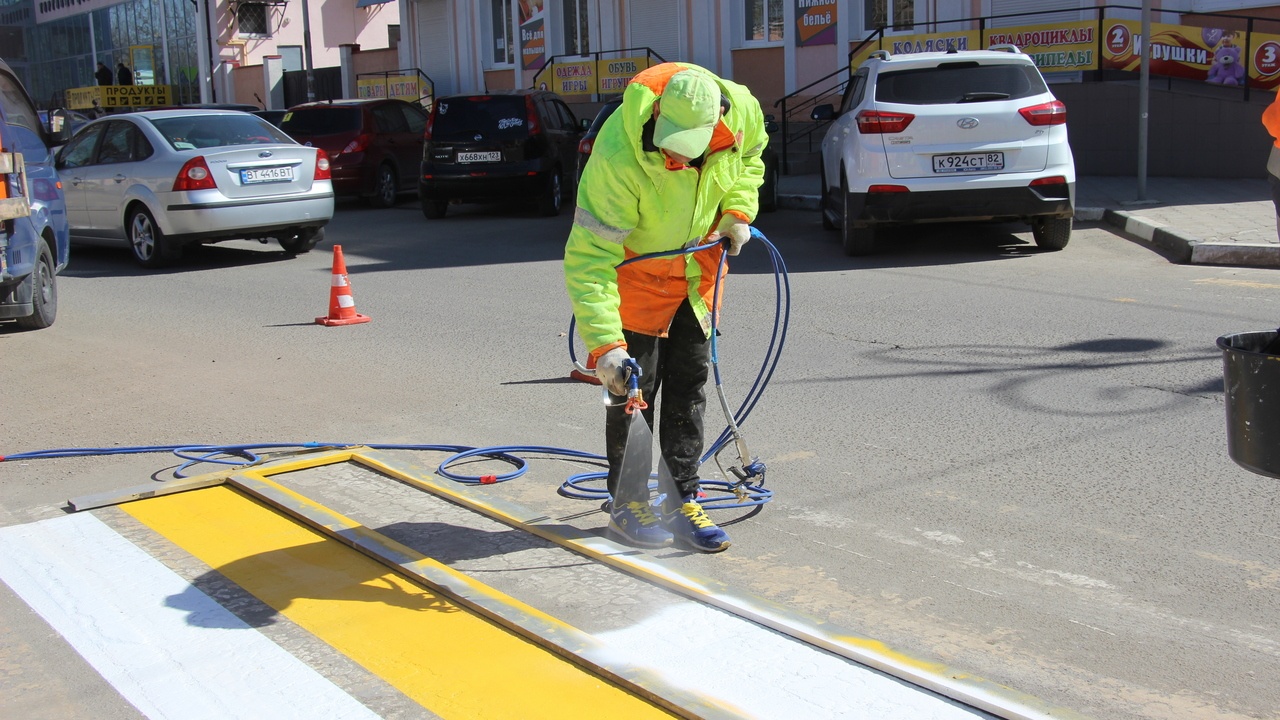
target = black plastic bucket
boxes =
[1218,330,1280,479]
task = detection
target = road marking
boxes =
[122,485,672,719]
[0,513,380,720]
[1193,278,1280,290]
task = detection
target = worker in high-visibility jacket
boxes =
[564,62,768,553]
[1263,91,1280,241]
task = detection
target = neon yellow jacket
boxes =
[564,62,768,358]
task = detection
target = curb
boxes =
[1097,209,1280,268]
[776,196,1280,268]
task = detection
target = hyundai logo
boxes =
[957,117,979,129]
[474,134,483,141]
[258,150,273,158]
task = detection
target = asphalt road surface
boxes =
[2,198,1278,720]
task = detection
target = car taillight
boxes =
[526,95,541,136]
[578,137,594,155]
[1029,176,1067,187]
[1019,100,1066,126]
[315,149,332,180]
[855,109,914,134]
[868,184,909,193]
[32,178,61,201]
[423,109,436,141]
[173,156,216,191]
[341,133,372,154]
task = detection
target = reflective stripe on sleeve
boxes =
[574,206,631,245]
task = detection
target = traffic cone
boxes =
[316,245,371,326]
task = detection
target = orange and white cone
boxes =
[316,244,371,326]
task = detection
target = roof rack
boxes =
[869,50,891,61]
[989,43,1021,54]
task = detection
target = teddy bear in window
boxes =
[1207,32,1246,87]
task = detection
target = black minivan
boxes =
[419,89,582,219]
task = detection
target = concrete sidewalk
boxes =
[776,173,1279,268]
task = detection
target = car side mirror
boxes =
[46,108,73,146]
[810,104,835,122]
[764,119,779,134]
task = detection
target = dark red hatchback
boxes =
[280,98,428,208]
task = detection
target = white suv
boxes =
[812,46,1075,256]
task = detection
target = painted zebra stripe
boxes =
[0,513,380,720]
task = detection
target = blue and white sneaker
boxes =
[607,500,674,548]
[666,497,731,553]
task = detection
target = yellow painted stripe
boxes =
[122,486,674,720]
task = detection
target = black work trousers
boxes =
[605,300,710,501]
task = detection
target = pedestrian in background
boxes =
[95,62,112,87]
[564,62,769,553]
[1265,92,1280,242]
[116,63,133,86]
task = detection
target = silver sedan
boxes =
[56,109,334,267]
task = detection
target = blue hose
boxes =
[3,230,789,514]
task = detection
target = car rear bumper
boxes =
[419,163,551,201]
[850,182,1074,226]
[162,193,335,240]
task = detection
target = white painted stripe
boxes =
[0,514,380,720]
[594,603,988,720]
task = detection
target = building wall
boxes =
[214,0,399,69]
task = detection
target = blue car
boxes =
[0,58,73,330]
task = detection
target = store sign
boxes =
[1250,32,1280,91]
[851,31,979,68]
[35,0,127,25]
[597,57,649,94]
[795,0,837,47]
[519,1,547,72]
[357,75,427,103]
[65,85,172,110]
[985,21,1097,73]
[550,61,594,96]
[1101,19,1220,82]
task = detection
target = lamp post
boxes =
[1138,0,1151,200]
[301,0,316,101]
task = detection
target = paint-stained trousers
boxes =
[605,300,710,502]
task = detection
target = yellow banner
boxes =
[985,20,1097,72]
[549,61,595,96]
[852,31,980,69]
[67,85,173,110]
[596,56,650,94]
[1250,31,1280,91]
[359,75,427,103]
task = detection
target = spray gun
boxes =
[618,358,648,415]
[712,380,766,501]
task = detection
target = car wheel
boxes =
[841,176,875,256]
[1032,216,1072,251]
[820,160,836,230]
[759,162,779,213]
[538,169,563,217]
[15,242,56,331]
[370,164,397,208]
[129,207,181,268]
[280,227,324,255]
[421,197,448,219]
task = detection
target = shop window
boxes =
[489,0,513,66]
[237,3,271,37]
[745,0,784,43]
[864,0,914,32]
[563,0,590,55]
